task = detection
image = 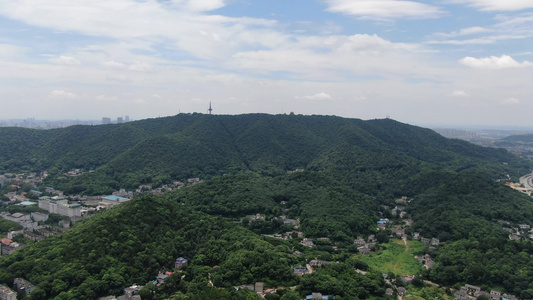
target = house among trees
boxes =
[309,259,331,268]
[354,237,366,246]
[0,284,16,300]
[13,278,36,298]
[398,287,407,297]
[175,257,188,270]
[293,266,308,276]
[358,246,371,255]
[306,292,330,299]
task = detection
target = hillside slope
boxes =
[0,114,528,195]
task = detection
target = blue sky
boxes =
[0,0,532,126]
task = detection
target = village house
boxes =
[175,257,188,270]
[354,237,366,246]
[118,285,143,300]
[279,216,298,227]
[13,278,36,298]
[401,275,414,285]
[305,292,330,299]
[398,287,407,297]
[519,224,531,230]
[367,234,377,243]
[490,290,502,300]
[187,178,201,184]
[421,237,431,245]
[7,230,23,239]
[284,231,304,239]
[464,284,481,295]
[23,232,45,242]
[246,213,265,221]
[309,260,331,268]
[1,240,23,256]
[136,185,152,193]
[0,284,16,300]
[509,233,521,241]
[391,228,406,238]
[294,266,308,276]
[358,246,371,255]
[412,232,420,240]
[301,238,314,247]
[454,290,469,300]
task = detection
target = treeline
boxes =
[1,114,529,195]
[409,172,533,241]
[0,196,295,299]
[429,237,533,298]
[166,171,377,240]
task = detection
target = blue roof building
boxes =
[102,196,128,202]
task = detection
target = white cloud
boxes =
[106,74,131,82]
[129,62,152,72]
[460,0,533,11]
[460,55,533,69]
[48,55,81,65]
[458,26,491,35]
[0,0,281,60]
[185,0,226,12]
[323,0,445,19]
[103,61,127,69]
[0,44,26,58]
[95,95,118,102]
[48,90,78,99]
[427,38,494,45]
[297,92,333,100]
[450,90,469,97]
[502,97,520,104]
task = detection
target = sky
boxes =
[0,0,532,127]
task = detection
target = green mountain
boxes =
[2,114,533,298]
[0,196,297,299]
[0,114,528,195]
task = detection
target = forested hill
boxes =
[495,133,533,147]
[0,114,528,195]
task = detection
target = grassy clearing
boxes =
[359,239,425,276]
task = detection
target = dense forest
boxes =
[1,114,533,299]
[0,114,528,195]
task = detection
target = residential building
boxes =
[13,278,36,297]
[294,267,308,276]
[31,212,49,222]
[309,260,331,268]
[0,284,16,300]
[175,257,188,270]
[38,198,81,217]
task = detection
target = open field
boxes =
[359,239,425,275]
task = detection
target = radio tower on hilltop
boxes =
[208,102,213,115]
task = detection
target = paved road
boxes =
[520,174,533,191]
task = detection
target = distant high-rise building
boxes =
[117,117,123,124]
[102,117,111,125]
[125,115,130,122]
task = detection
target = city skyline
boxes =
[1,1,533,126]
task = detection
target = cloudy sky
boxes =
[0,0,532,126]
